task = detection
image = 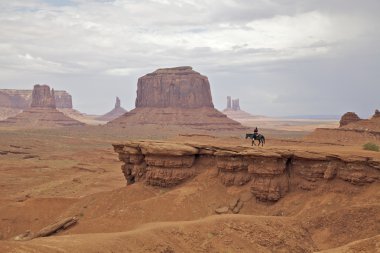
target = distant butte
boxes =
[108,66,245,130]
[97,97,127,122]
[0,84,84,128]
[223,96,255,119]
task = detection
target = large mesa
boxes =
[108,67,245,130]
[0,84,84,128]
[135,66,213,109]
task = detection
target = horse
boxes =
[246,133,265,147]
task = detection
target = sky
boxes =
[0,0,379,117]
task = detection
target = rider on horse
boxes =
[246,127,265,147]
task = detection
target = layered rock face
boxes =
[108,67,245,130]
[339,112,361,127]
[113,140,380,202]
[135,66,213,108]
[0,89,73,109]
[97,97,127,122]
[0,85,84,128]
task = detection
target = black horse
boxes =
[246,133,265,147]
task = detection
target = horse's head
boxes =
[245,133,249,139]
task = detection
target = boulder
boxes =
[215,206,229,214]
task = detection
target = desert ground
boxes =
[0,124,378,253]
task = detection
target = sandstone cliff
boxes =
[108,67,245,130]
[113,140,380,201]
[97,97,127,122]
[0,85,84,128]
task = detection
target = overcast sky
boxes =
[0,0,379,117]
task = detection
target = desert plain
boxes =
[0,67,379,253]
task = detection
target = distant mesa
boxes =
[223,96,255,119]
[0,84,84,128]
[97,97,127,122]
[0,88,73,109]
[108,66,245,130]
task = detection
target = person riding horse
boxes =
[246,127,265,146]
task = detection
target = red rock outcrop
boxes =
[339,112,361,127]
[0,85,84,128]
[108,67,245,130]
[97,97,127,122]
[307,110,380,144]
[113,140,380,202]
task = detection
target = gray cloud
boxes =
[0,0,379,116]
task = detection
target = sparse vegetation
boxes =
[363,142,380,152]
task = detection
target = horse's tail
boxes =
[262,136,266,144]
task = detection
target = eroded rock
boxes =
[113,141,380,202]
[339,112,361,127]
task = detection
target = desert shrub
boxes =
[363,142,380,152]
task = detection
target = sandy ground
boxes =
[236,116,339,132]
[0,125,379,252]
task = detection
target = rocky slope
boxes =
[108,67,245,130]
[113,140,380,201]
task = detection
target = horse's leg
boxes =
[252,139,256,146]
